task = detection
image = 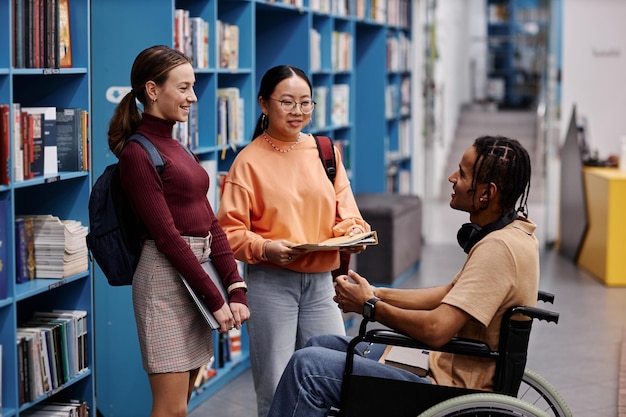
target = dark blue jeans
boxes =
[266,333,431,417]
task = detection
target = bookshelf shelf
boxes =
[90,0,412,415]
[0,0,94,414]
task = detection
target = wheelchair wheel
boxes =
[518,369,572,417]
[417,393,551,417]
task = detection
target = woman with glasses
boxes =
[217,65,370,417]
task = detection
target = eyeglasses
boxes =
[270,98,316,114]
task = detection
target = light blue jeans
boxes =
[267,334,431,417]
[245,264,346,417]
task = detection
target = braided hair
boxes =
[472,135,531,217]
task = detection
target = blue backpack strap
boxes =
[128,133,166,174]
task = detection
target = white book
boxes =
[22,107,58,175]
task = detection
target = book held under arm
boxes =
[180,261,229,330]
[294,231,378,251]
[379,345,430,377]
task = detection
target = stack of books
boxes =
[30,215,88,278]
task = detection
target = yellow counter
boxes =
[577,167,626,286]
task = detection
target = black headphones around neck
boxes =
[457,211,518,254]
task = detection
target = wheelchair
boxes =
[331,291,571,417]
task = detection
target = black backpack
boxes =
[86,134,193,286]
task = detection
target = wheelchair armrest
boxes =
[508,305,559,324]
[363,328,494,358]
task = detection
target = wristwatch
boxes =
[363,297,381,321]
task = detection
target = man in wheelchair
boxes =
[266,135,540,417]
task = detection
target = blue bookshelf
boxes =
[487,0,549,108]
[0,0,94,416]
[90,0,412,415]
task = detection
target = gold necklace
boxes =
[263,131,301,153]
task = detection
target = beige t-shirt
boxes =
[428,217,539,391]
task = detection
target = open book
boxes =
[379,345,430,377]
[294,231,378,251]
[180,261,229,330]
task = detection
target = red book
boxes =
[0,104,9,185]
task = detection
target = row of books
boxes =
[15,214,89,283]
[174,8,209,69]
[21,399,88,416]
[217,87,245,146]
[0,104,89,185]
[17,310,88,405]
[12,0,73,69]
[173,10,239,71]
[387,32,412,72]
[217,20,239,70]
[309,29,353,72]
[385,79,411,120]
[312,84,350,128]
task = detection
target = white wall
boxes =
[561,0,626,157]
[417,0,484,200]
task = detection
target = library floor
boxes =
[188,202,626,417]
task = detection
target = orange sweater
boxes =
[217,133,370,273]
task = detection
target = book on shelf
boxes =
[310,28,321,71]
[12,103,24,182]
[331,84,350,127]
[0,199,7,299]
[217,87,244,145]
[294,231,378,251]
[15,218,30,283]
[56,107,85,172]
[58,0,72,68]
[379,345,430,377]
[52,309,88,374]
[190,16,209,69]
[313,86,328,129]
[26,214,88,278]
[21,110,35,179]
[0,104,10,185]
[22,106,58,176]
[17,328,46,401]
[218,20,239,69]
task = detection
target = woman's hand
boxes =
[212,303,236,334]
[229,302,250,330]
[264,240,306,266]
[340,227,367,255]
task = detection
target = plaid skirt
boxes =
[132,236,214,374]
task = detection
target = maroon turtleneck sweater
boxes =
[119,113,246,311]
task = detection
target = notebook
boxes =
[180,261,229,330]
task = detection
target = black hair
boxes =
[472,135,531,217]
[252,65,312,140]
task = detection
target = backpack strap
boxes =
[128,133,196,176]
[128,133,166,175]
[314,135,337,184]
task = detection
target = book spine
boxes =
[15,218,30,283]
[0,104,10,185]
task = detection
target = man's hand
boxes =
[333,270,376,313]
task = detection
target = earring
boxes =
[152,97,157,103]
[479,197,485,202]
[262,114,268,130]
